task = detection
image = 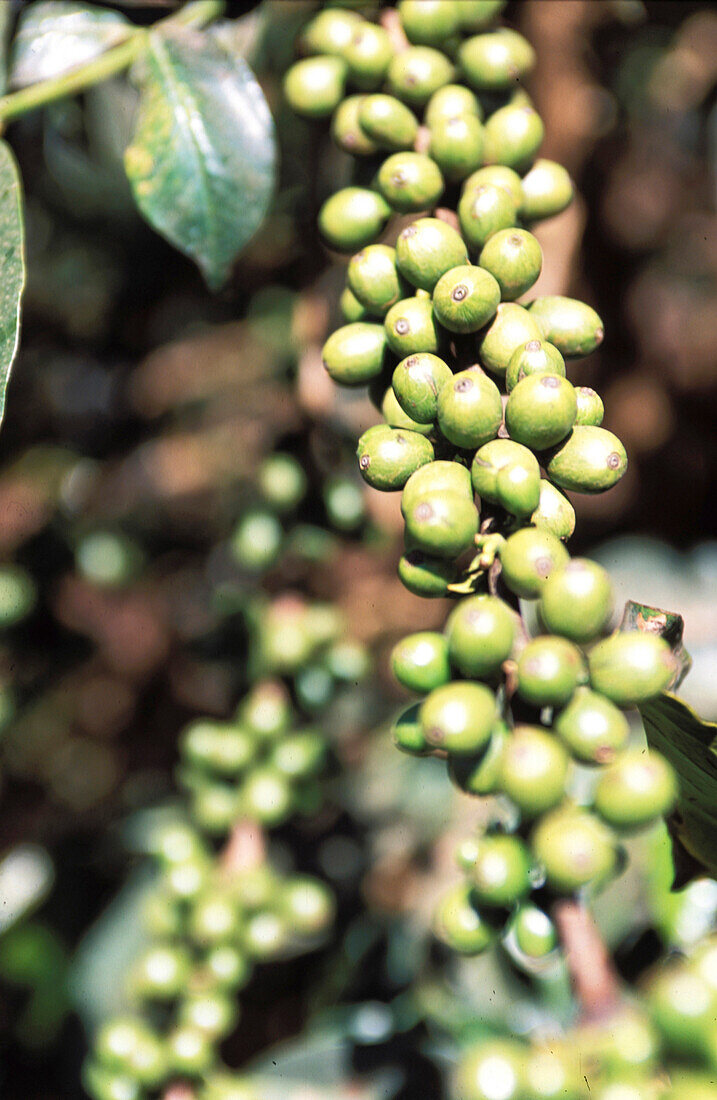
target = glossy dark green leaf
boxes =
[9,2,132,89]
[125,25,276,290]
[0,141,25,430]
[639,692,717,879]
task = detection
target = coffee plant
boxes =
[284,2,717,1097]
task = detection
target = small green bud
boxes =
[357,424,435,491]
[478,227,543,301]
[377,151,444,213]
[529,295,604,357]
[322,322,387,386]
[545,425,627,494]
[436,368,503,449]
[396,216,469,291]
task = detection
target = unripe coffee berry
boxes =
[332,95,379,156]
[392,352,453,423]
[531,806,617,892]
[516,635,585,707]
[506,339,565,392]
[464,164,523,207]
[322,322,387,386]
[391,631,451,694]
[434,883,493,955]
[396,217,469,291]
[458,28,535,91]
[471,438,539,503]
[539,559,613,643]
[358,94,419,150]
[429,115,485,182]
[385,295,442,355]
[499,526,570,599]
[506,373,577,450]
[468,833,532,908]
[499,726,569,817]
[520,158,574,221]
[588,631,677,706]
[593,749,677,830]
[398,0,460,45]
[425,83,482,126]
[398,548,457,597]
[529,295,604,358]
[479,228,543,301]
[392,701,432,755]
[545,425,627,494]
[348,244,406,315]
[448,723,508,796]
[446,594,516,678]
[458,183,518,250]
[357,424,434,491]
[387,45,455,107]
[377,152,444,213]
[402,459,472,511]
[436,368,503,449]
[553,687,629,764]
[478,302,543,375]
[344,23,392,90]
[575,386,605,426]
[404,490,479,558]
[420,681,497,753]
[284,56,347,118]
[432,264,501,333]
[530,479,576,540]
[318,187,390,251]
[483,104,544,171]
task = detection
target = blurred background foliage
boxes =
[0,1,715,1097]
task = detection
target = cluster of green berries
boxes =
[285,2,683,939]
[84,821,333,1100]
[453,931,717,1100]
[231,452,368,575]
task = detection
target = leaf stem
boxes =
[0,0,225,124]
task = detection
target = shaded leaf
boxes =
[125,25,276,290]
[639,692,717,880]
[0,140,25,429]
[9,2,132,89]
[0,2,12,94]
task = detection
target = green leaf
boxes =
[0,2,12,95]
[124,25,276,290]
[639,692,717,879]
[9,2,132,89]
[0,141,25,429]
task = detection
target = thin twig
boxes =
[553,899,621,1023]
[379,8,410,53]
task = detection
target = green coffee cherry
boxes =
[343,23,392,90]
[358,93,419,150]
[392,701,432,755]
[241,766,292,826]
[471,438,539,503]
[433,264,500,334]
[230,509,282,571]
[398,548,456,597]
[458,183,518,250]
[554,687,629,764]
[506,338,565,392]
[421,681,497,753]
[381,385,433,433]
[259,452,306,513]
[464,164,523,207]
[457,1,507,32]
[594,749,677,830]
[340,285,369,321]
[167,1024,213,1076]
[404,490,479,558]
[575,386,605,426]
[392,631,451,694]
[95,1017,167,1087]
[545,426,628,493]
[402,458,472,511]
[483,104,544,170]
[204,945,250,990]
[468,833,532,907]
[520,158,573,221]
[324,475,365,532]
[240,680,292,738]
[499,527,570,599]
[131,943,192,1001]
[516,635,584,707]
[425,83,482,126]
[511,904,557,958]
[499,725,570,816]
[301,8,363,56]
[83,1063,143,1100]
[455,1040,527,1100]
[387,46,455,107]
[496,460,541,517]
[272,730,325,781]
[531,479,576,540]
[646,967,715,1056]
[507,373,577,451]
[182,721,255,776]
[428,115,484,182]
[284,56,347,118]
[395,216,469,291]
[531,806,617,892]
[399,0,460,44]
[191,781,241,834]
[525,1050,583,1100]
[348,244,406,315]
[448,723,507,795]
[539,559,613,643]
[180,991,237,1038]
[384,300,441,360]
[447,594,516,678]
[377,152,444,213]
[434,882,493,955]
[282,877,334,935]
[478,302,543,375]
[318,187,390,252]
[189,891,237,946]
[322,322,387,386]
[529,295,604,357]
[392,352,453,423]
[459,28,535,91]
[436,368,503,448]
[357,424,434,491]
[479,228,543,300]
